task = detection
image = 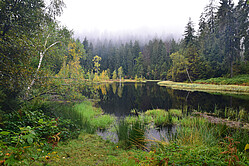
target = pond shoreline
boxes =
[193,112,249,130]
[158,81,249,94]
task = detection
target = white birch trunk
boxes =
[26,41,61,96]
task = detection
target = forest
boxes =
[1,0,249,102]
[0,0,249,165]
[80,0,249,81]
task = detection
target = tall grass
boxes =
[116,119,146,150]
[213,106,249,122]
[49,101,115,133]
[175,117,232,146]
[116,119,130,148]
[74,101,116,131]
[144,109,176,127]
[166,116,249,152]
[146,116,249,165]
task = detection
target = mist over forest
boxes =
[1,0,248,99]
[74,29,181,47]
[71,0,249,81]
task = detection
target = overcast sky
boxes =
[57,0,239,40]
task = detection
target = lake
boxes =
[93,82,249,119]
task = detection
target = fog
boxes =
[57,0,240,43]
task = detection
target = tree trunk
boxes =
[186,67,193,83]
[26,41,61,98]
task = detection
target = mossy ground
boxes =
[47,133,137,166]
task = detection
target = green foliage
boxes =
[91,115,115,129]
[73,101,115,131]
[112,70,117,80]
[116,119,146,150]
[135,116,249,166]
[145,109,176,127]
[167,52,188,82]
[195,74,249,86]
[183,18,196,47]
[128,120,146,150]
[56,40,86,79]
[118,66,123,80]
[0,101,80,165]
[92,55,102,74]
[116,119,130,148]
[0,0,71,101]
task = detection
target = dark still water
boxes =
[93,82,249,117]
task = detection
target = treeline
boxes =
[1,0,249,103]
[80,0,249,81]
[82,38,179,80]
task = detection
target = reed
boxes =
[116,119,130,148]
[213,106,249,122]
[51,101,115,133]
[116,119,146,150]
[145,109,174,127]
[128,120,146,149]
[145,116,249,165]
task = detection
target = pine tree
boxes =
[184,18,196,48]
[217,0,237,77]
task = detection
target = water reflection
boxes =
[89,82,249,118]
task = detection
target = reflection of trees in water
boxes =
[94,82,249,116]
[112,83,117,94]
[167,89,249,114]
[135,82,138,90]
[117,85,123,98]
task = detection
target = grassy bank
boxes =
[0,100,115,165]
[2,100,248,165]
[195,74,249,86]
[158,80,249,94]
[44,113,249,166]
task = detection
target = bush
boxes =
[0,101,81,165]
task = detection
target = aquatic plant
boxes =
[116,119,146,150]
[145,109,174,127]
[92,114,116,129]
[141,116,249,165]
[213,106,249,122]
[116,119,130,148]
[129,120,146,150]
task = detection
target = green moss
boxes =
[48,134,137,166]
